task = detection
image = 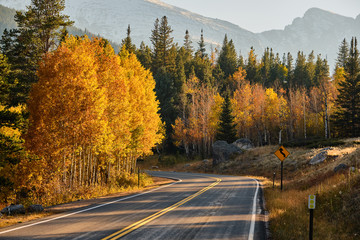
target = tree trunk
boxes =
[279,129,282,145]
[324,95,329,139]
[303,95,307,139]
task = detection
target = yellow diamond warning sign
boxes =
[274,146,290,161]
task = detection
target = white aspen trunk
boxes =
[87,147,90,185]
[324,94,329,139]
[279,129,282,145]
[63,154,66,184]
[74,154,77,187]
[70,153,74,189]
[303,95,307,139]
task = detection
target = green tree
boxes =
[216,95,237,143]
[313,55,329,87]
[285,52,294,88]
[150,16,174,74]
[183,29,193,54]
[336,38,349,68]
[246,47,260,84]
[333,37,360,137]
[218,34,238,78]
[293,51,310,88]
[196,29,207,59]
[136,41,152,70]
[0,0,73,106]
[121,25,136,54]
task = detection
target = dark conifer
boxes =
[0,0,73,106]
[150,16,174,74]
[336,38,349,68]
[121,25,136,54]
[218,35,238,78]
[216,95,237,143]
[183,30,193,54]
[333,37,360,137]
[196,29,207,59]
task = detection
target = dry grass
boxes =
[163,138,360,239]
[0,212,53,228]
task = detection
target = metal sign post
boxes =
[274,146,290,191]
[308,195,316,240]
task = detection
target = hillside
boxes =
[1,1,360,69]
[0,4,121,52]
[162,138,360,239]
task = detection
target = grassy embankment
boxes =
[151,138,360,239]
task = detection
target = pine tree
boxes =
[136,41,152,70]
[150,17,177,151]
[260,47,271,86]
[196,29,207,59]
[216,94,237,143]
[313,55,329,87]
[0,0,73,106]
[333,37,360,137]
[183,29,193,54]
[285,52,294,88]
[336,38,349,68]
[218,34,238,79]
[121,25,136,54]
[246,47,259,84]
[293,51,310,88]
[150,16,174,74]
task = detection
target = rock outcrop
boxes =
[232,138,254,150]
[1,204,25,215]
[212,141,242,166]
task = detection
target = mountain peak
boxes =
[303,7,354,20]
[304,7,331,16]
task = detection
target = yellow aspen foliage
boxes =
[119,46,164,157]
[232,82,252,137]
[26,36,107,163]
[264,88,289,134]
[25,36,163,189]
[229,67,247,90]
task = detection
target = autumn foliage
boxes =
[21,37,163,203]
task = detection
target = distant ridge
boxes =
[0,1,360,69]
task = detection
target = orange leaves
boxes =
[172,76,220,155]
[231,82,290,144]
[26,36,163,170]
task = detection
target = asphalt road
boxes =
[0,171,266,240]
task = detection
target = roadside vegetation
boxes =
[154,138,360,239]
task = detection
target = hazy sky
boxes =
[161,0,360,33]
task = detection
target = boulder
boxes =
[1,204,25,215]
[232,138,254,150]
[212,140,242,166]
[184,164,191,168]
[309,151,328,165]
[28,204,44,213]
[334,163,348,172]
[202,159,209,164]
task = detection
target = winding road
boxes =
[0,172,266,240]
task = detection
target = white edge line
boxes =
[248,178,260,240]
[0,176,182,235]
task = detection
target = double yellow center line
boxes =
[102,178,221,240]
